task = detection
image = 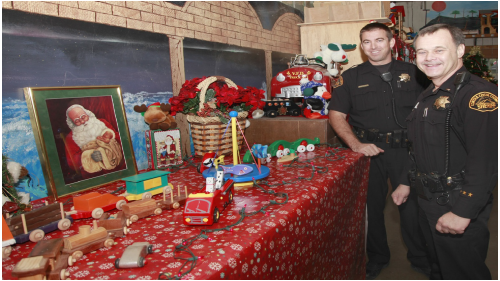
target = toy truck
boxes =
[98,211,130,238]
[62,222,115,266]
[67,192,127,220]
[121,170,172,201]
[183,177,234,226]
[271,58,333,99]
[11,238,70,280]
[5,202,73,244]
[263,99,302,117]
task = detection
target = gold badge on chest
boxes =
[399,73,410,82]
[433,96,451,110]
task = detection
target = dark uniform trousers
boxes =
[366,142,428,268]
[418,191,493,280]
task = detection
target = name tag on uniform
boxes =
[358,84,369,88]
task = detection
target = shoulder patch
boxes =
[469,92,498,112]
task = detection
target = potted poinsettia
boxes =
[169,76,265,124]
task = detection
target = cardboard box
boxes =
[244,116,340,146]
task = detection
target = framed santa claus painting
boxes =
[24,85,138,199]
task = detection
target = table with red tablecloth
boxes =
[2,147,369,280]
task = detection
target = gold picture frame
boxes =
[24,85,138,200]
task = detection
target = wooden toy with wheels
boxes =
[5,202,73,244]
[121,170,172,201]
[11,238,71,280]
[98,211,129,238]
[62,222,114,266]
[66,192,127,220]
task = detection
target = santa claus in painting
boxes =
[64,104,124,176]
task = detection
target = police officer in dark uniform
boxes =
[328,22,431,279]
[392,24,497,279]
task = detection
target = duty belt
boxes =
[353,127,408,148]
[409,169,465,204]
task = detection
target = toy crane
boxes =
[201,111,270,189]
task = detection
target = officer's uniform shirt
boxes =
[402,66,498,219]
[329,58,429,134]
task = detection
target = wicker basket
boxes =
[186,76,248,156]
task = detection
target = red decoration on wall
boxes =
[432,1,446,13]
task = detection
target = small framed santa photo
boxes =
[145,129,182,169]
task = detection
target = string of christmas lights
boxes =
[158,144,346,280]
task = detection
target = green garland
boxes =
[2,155,21,205]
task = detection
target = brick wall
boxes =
[2,1,302,54]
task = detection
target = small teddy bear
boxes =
[134,102,177,131]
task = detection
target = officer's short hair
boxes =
[414,24,465,48]
[359,22,393,41]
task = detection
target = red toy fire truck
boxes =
[183,171,234,226]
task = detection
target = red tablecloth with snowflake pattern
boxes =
[2,147,369,280]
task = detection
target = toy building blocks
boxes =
[12,238,71,280]
[67,192,127,220]
[115,242,153,269]
[121,170,172,201]
[5,202,73,244]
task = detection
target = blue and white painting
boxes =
[3,10,172,200]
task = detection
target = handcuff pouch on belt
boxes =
[409,168,464,202]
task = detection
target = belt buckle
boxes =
[386,132,392,144]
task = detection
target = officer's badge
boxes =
[332,76,343,88]
[433,96,451,110]
[399,73,410,82]
[469,92,498,112]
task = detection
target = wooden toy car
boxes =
[121,185,189,224]
[11,238,70,280]
[67,192,127,220]
[121,170,172,201]
[114,242,153,269]
[183,178,234,226]
[122,198,164,223]
[98,211,129,238]
[62,222,115,266]
[5,202,73,244]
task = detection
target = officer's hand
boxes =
[392,184,410,205]
[352,143,384,157]
[435,212,471,235]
